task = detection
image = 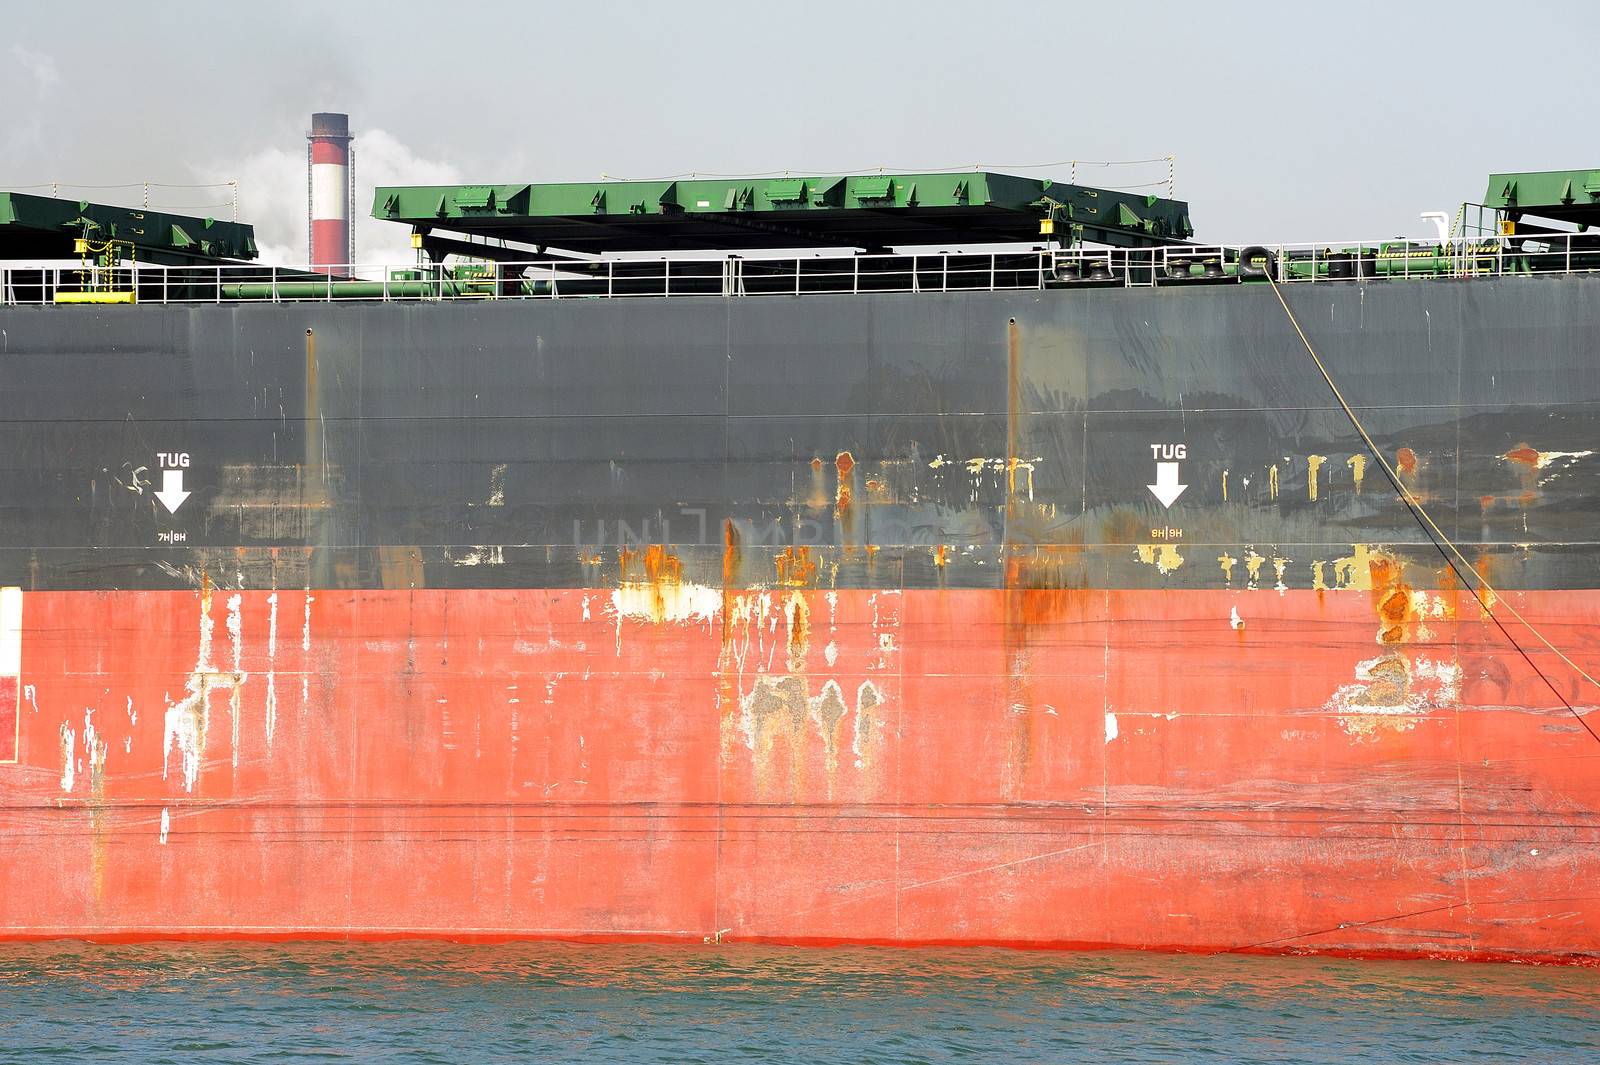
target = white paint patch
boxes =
[487,463,507,506]
[0,586,21,676]
[302,591,314,652]
[1328,653,1462,740]
[610,579,725,656]
[581,595,592,622]
[159,807,170,845]
[163,696,202,791]
[1229,606,1244,631]
[1104,712,1119,744]
[1413,656,1463,698]
[609,583,722,625]
[824,641,839,667]
[265,592,278,748]
[1135,544,1184,574]
[1329,654,1461,716]
[852,681,884,768]
[452,545,505,566]
[226,594,245,767]
[83,707,107,784]
[163,587,242,793]
[59,722,75,791]
[1523,449,1593,470]
[737,675,886,767]
[126,695,137,727]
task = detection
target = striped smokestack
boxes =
[307,112,354,274]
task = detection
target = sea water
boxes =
[0,942,1593,1062]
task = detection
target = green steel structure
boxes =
[373,171,1193,256]
[0,191,258,264]
[1484,169,1600,229]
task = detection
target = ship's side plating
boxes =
[0,278,1596,960]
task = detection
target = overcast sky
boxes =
[5,1,1597,264]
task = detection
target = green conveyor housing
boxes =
[1484,168,1600,231]
[374,171,1194,255]
[0,191,258,265]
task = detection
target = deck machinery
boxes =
[0,191,325,303]
[4,167,1598,302]
[373,171,1195,296]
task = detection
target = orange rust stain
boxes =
[642,545,682,584]
[1102,509,1144,544]
[774,546,819,588]
[932,544,947,568]
[722,520,741,587]
[1006,319,1022,521]
[834,451,857,538]
[1395,447,1418,476]
[1004,543,1091,635]
[1474,553,1495,585]
[1368,556,1413,644]
[786,593,810,671]
[617,545,688,623]
[810,457,824,472]
[1505,444,1540,467]
[617,540,681,582]
[1502,445,1542,509]
[1360,655,1411,707]
[1479,495,1495,512]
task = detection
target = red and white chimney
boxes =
[307,112,354,274]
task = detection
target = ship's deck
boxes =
[2,233,1597,306]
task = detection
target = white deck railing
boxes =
[2,232,1595,306]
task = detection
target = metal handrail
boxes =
[2,232,1596,307]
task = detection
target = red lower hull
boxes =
[4,581,1598,962]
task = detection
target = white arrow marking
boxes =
[154,469,191,513]
[1147,461,1187,508]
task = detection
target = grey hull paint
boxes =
[1,276,1595,592]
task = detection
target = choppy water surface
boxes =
[0,942,1593,1063]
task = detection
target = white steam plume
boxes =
[194,128,462,269]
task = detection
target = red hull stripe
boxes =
[2,585,1597,962]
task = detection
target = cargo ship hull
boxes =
[2,280,1597,961]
